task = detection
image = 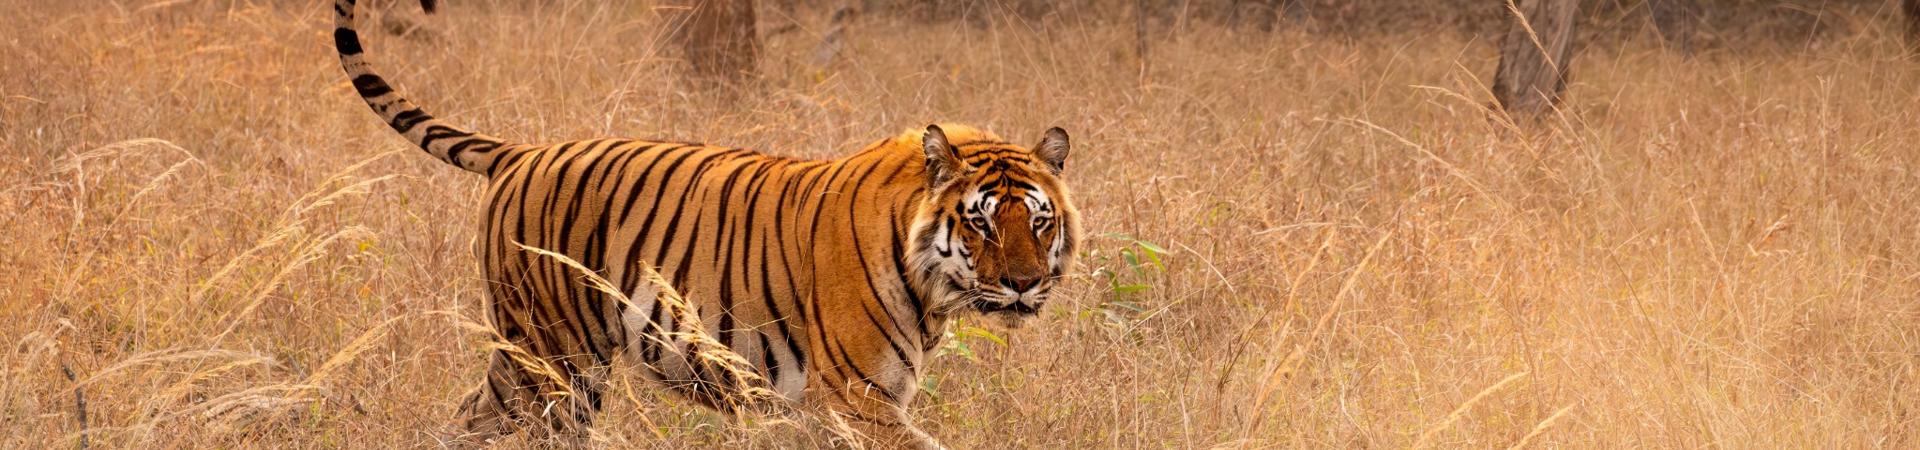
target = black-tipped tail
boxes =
[334,0,512,174]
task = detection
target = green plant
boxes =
[933,320,1007,364]
[1084,233,1172,331]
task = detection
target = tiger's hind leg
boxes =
[442,348,610,448]
[441,350,530,447]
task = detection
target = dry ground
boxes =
[3,1,1918,448]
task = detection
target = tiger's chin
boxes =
[967,299,1042,329]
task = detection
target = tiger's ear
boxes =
[923,125,965,187]
[1034,127,1070,174]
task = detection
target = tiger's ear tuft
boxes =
[1034,127,1070,174]
[923,125,964,187]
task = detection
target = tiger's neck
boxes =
[783,142,947,353]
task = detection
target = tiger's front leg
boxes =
[798,295,948,450]
[806,376,947,450]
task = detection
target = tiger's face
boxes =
[908,125,1079,328]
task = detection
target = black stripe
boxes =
[575,142,631,358]
[802,272,850,408]
[962,149,1033,162]
[844,158,919,350]
[803,163,852,255]
[605,143,669,230]
[350,74,391,98]
[506,148,559,271]
[735,159,788,375]
[612,145,684,304]
[489,145,533,178]
[855,294,915,378]
[534,142,603,360]
[768,162,814,373]
[644,282,666,365]
[622,146,700,244]
[419,125,474,149]
[590,142,648,350]
[790,160,848,386]
[710,158,761,356]
[758,332,779,385]
[333,28,362,56]
[829,336,898,403]
[554,140,619,361]
[605,147,664,308]
[485,359,513,417]
[578,141,641,271]
[445,139,498,166]
[888,202,927,324]
[391,108,431,133]
[511,146,573,338]
[653,150,748,270]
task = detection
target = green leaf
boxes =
[919,375,942,399]
[1143,247,1164,270]
[1113,283,1152,294]
[954,341,975,361]
[1134,240,1171,255]
[961,326,1008,347]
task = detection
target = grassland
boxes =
[2,1,1917,448]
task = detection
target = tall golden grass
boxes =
[3,1,1916,448]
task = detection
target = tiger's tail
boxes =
[333,0,512,174]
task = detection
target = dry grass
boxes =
[4,1,1918,448]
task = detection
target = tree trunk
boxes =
[1492,0,1579,121]
[673,0,759,84]
[1647,0,1697,55]
[1281,0,1307,25]
[1229,0,1287,32]
[1136,0,1151,82]
[809,5,856,68]
[1904,0,1920,54]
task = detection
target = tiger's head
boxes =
[907,124,1081,328]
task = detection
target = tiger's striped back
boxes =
[462,131,971,439]
[475,135,936,386]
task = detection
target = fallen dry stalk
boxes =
[1413,371,1531,449]
[1505,405,1574,450]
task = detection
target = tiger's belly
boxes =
[613,277,810,402]
[571,146,817,403]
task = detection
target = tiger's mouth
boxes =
[970,298,1040,315]
[969,298,1042,329]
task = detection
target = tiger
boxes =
[330,1,1082,448]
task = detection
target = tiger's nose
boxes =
[1000,276,1042,293]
